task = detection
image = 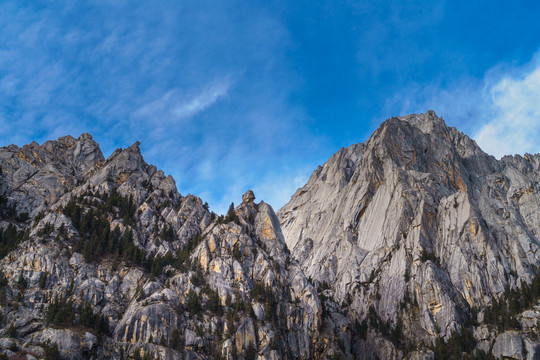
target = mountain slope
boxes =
[278,111,540,357]
[0,137,327,359]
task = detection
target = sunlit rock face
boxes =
[0,112,538,360]
[279,111,540,358]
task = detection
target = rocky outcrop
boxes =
[489,329,539,360]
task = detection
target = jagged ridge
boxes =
[0,112,538,360]
[0,136,326,359]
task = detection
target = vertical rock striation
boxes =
[0,112,538,359]
[278,111,540,358]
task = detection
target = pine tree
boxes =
[171,328,180,350]
[39,272,48,289]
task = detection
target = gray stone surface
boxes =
[0,115,539,359]
[0,134,326,359]
[279,111,540,344]
[492,331,525,359]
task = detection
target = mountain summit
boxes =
[0,112,538,359]
[278,111,540,357]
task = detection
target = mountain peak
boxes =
[279,111,540,347]
[241,190,256,204]
[128,140,141,150]
[1,123,539,359]
[78,133,94,141]
[389,110,446,135]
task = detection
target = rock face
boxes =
[0,134,104,215]
[278,111,540,358]
[0,112,539,360]
[492,331,526,360]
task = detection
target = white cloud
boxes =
[474,62,540,158]
[0,1,323,217]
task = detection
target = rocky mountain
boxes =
[0,135,325,360]
[0,112,538,360]
[278,111,540,359]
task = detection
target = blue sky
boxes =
[1,1,540,214]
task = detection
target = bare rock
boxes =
[492,331,526,359]
[278,111,540,348]
[242,190,255,204]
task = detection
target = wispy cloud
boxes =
[134,80,232,121]
[174,82,230,118]
[8,1,536,214]
[0,1,330,213]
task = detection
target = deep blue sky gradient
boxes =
[1,1,540,213]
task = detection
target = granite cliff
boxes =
[278,111,540,359]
